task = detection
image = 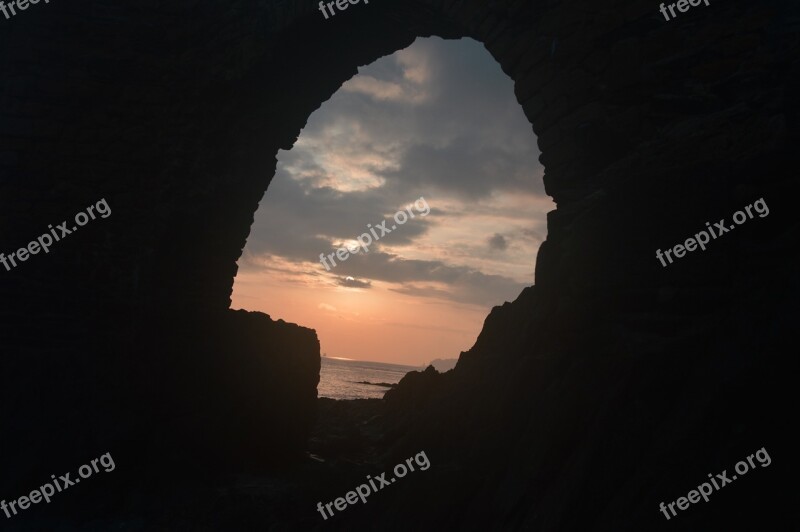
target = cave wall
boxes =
[1,0,798,528]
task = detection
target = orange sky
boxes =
[230,37,553,366]
[231,268,490,366]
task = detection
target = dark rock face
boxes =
[209,310,321,465]
[1,0,799,529]
[384,365,444,417]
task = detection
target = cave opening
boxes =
[230,35,554,400]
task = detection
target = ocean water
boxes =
[318,357,420,400]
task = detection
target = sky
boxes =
[230,36,554,366]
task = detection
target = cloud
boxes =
[241,170,434,264]
[318,303,338,312]
[341,75,429,104]
[235,36,552,309]
[488,233,508,251]
[327,249,526,306]
[376,137,543,199]
[387,271,527,307]
[339,43,434,105]
[337,276,372,289]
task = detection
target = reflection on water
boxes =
[318,357,419,400]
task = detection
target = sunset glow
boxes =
[231,37,554,366]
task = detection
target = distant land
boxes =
[421,358,458,372]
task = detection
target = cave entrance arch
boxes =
[230,33,553,391]
[213,2,562,315]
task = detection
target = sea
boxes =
[318,357,421,400]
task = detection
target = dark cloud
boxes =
[488,233,508,251]
[387,272,527,307]
[327,249,526,306]
[378,137,542,199]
